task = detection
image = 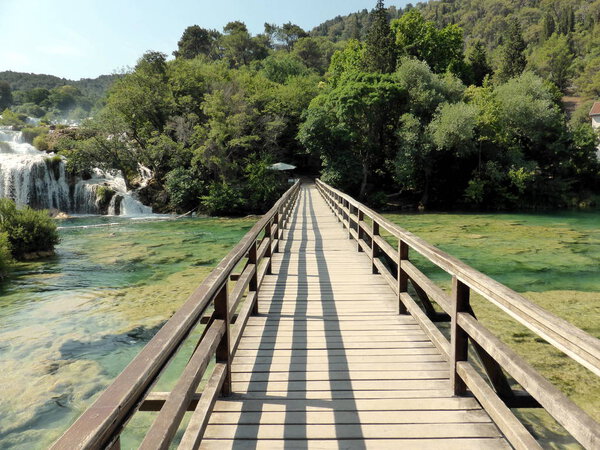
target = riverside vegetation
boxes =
[1,0,599,214]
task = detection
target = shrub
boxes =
[33,134,50,151]
[0,199,60,258]
[200,181,245,216]
[21,126,48,145]
[0,232,12,277]
[165,167,203,213]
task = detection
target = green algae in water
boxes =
[0,216,254,449]
[385,211,600,447]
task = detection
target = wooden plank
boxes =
[208,409,492,425]
[212,397,482,412]
[199,438,510,450]
[202,423,503,439]
[233,379,450,393]
[231,362,448,372]
[230,370,449,382]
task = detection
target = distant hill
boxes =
[0,71,122,100]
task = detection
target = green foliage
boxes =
[0,81,12,110]
[260,53,311,84]
[0,231,12,277]
[21,126,48,144]
[173,25,220,59]
[0,199,59,258]
[0,109,27,128]
[364,0,397,73]
[466,41,492,86]
[497,18,528,82]
[201,181,245,215]
[164,167,204,213]
[529,33,575,91]
[391,10,464,74]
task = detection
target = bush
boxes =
[0,232,12,278]
[0,109,27,129]
[33,134,50,151]
[200,181,245,216]
[21,126,48,145]
[165,167,203,213]
[0,199,59,258]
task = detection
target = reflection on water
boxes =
[0,215,254,449]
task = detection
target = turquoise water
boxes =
[0,216,254,449]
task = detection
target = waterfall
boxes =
[0,127,152,216]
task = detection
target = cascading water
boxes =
[0,127,152,215]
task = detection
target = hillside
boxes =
[0,71,122,101]
[311,0,600,100]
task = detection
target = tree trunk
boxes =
[359,163,368,200]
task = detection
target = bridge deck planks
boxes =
[201,184,509,449]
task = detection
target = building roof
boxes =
[590,102,600,116]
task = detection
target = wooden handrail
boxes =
[52,181,301,450]
[316,179,600,449]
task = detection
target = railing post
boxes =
[214,282,231,396]
[398,240,409,315]
[451,276,469,396]
[371,221,380,274]
[248,241,258,315]
[273,211,280,253]
[265,218,272,275]
[357,209,364,251]
[348,204,353,239]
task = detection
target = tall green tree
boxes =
[173,25,220,59]
[391,10,464,74]
[364,0,397,73]
[497,19,527,82]
[530,33,575,91]
[0,81,12,110]
[466,41,492,86]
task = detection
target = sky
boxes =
[0,0,409,80]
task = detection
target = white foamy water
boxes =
[0,127,152,216]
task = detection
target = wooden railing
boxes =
[316,179,600,450]
[51,181,301,450]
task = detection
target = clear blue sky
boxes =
[0,0,409,80]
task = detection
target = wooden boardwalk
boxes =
[202,184,509,449]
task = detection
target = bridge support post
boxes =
[371,222,380,274]
[451,276,469,396]
[214,283,231,396]
[398,240,409,315]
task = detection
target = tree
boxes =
[299,72,405,198]
[221,21,268,67]
[276,23,308,51]
[364,0,397,73]
[497,19,527,82]
[530,33,575,91]
[391,10,464,73]
[467,41,492,86]
[173,25,220,59]
[0,81,12,110]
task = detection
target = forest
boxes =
[1,0,599,215]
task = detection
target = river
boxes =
[0,211,598,448]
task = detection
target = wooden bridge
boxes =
[53,181,600,449]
